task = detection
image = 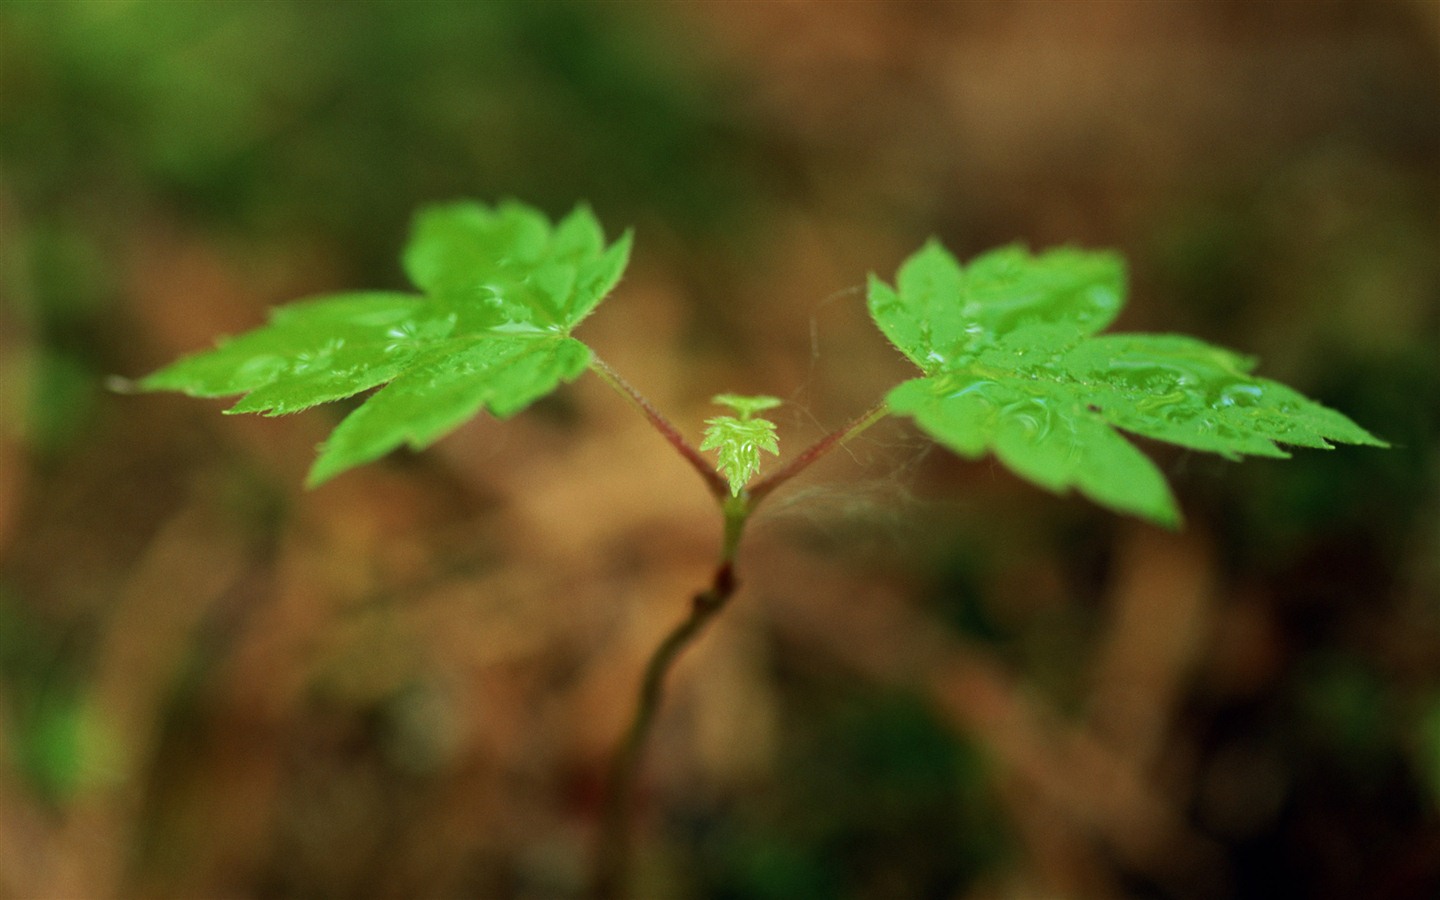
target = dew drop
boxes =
[290,344,337,374]
[491,321,546,334]
[236,355,286,382]
[1012,399,1052,438]
[1215,383,1264,409]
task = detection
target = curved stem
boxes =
[589,354,729,500]
[585,359,889,898]
[592,504,746,900]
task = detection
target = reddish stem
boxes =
[591,557,739,900]
[747,401,888,506]
[583,359,889,899]
[589,355,729,500]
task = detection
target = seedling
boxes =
[137,200,1385,897]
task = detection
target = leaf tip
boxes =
[1353,428,1392,450]
[105,375,139,395]
[1150,504,1184,531]
[304,454,345,489]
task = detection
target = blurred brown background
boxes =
[1,1,1438,898]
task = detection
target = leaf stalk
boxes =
[591,391,891,898]
[588,355,730,500]
[748,400,889,505]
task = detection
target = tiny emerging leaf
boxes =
[869,242,1387,527]
[140,200,632,485]
[712,393,782,420]
[701,395,781,496]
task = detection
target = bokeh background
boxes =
[2,1,1438,898]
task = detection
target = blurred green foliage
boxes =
[0,1,1436,896]
[1,0,751,236]
[1,0,758,463]
[684,688,1008,900]
[0,583,103,803]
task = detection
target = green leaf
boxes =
[868,242,1125,374]
[141,201,631,485]
[701,396,781,496]
[872,243,1387,527]
[403,201,630,329]
[712,393,783,420]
